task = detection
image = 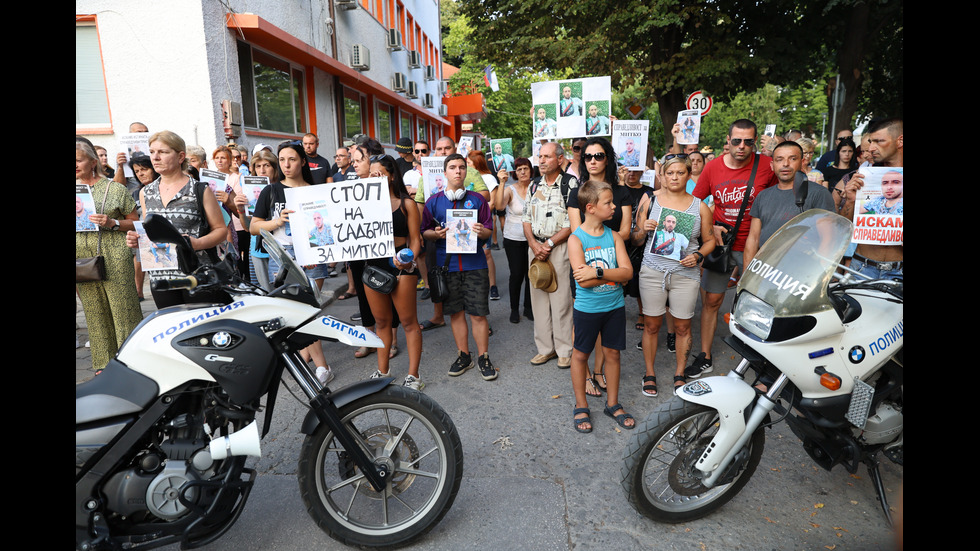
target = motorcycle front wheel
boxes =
[621,397,764,523]
[298,385,463,548]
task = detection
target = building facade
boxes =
[76,0,449,160]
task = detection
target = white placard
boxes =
[286,177,395,265]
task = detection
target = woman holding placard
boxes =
[361,155,424,390]
[234,148,281,291]
[248,142,332,383]
[632,155,715,396]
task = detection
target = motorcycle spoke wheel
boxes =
[621,397,764,523]
[299,385,462,547]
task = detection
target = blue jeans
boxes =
[851,256,902,280]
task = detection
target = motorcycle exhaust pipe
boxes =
[209,421,262,460]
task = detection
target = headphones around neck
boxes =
[446,188,466,201]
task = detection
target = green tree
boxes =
[456,0,826,147]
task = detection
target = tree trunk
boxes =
[833,3,870,134]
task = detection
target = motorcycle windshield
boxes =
[260,230,314,295]
[739,210,852,317]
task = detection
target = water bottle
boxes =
[391,248,415,270]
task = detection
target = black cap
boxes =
[396,137,413,153]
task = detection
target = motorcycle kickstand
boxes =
[865,454,894,526]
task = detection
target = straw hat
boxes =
[528,258,558,293]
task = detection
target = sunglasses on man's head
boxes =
[729,138,756,147]
[583,152,607,162]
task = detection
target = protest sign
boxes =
[419,156,448,203]
[118,132,150,179]
[531,76,612,139]
[75,184,98,232]
[134,220,178,271]
[851,167,903,246]
[446,209,479,254]
[286,177,394,265]
[488,138,515,173]
[612,120,649,170]
[677,109,701,145]
[241,176,269,216]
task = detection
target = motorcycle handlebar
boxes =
[151,275,200,292]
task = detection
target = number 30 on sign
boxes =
[686,91,712,116]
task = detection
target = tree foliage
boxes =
[453,0,902,147]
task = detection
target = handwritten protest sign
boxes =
[851,167,903,246]
[285,177,394,265]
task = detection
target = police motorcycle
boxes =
[76,214,463,549]
[621,210,902,524]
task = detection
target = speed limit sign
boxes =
[686,91,712,116]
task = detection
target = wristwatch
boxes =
[110,219,120,231]
[693,251,704,263]
[595,266,604,279]
[546,238,555,248]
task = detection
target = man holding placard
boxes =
[839,118,903,279]
[421,154,498,382]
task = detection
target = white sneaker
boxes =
[403,374,425,391]
[370,369,385,379]
[315,366,334,385]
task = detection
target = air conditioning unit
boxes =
[407,81,418,99]
[386,28,403,51]
[391,72,407,92]
[438,104,448,117]
[424,65,436,81]
[350,44,370,71]
[335,0,358,10]
[408,51,422,69]
[439,81,449,96]
[422,94,433,109]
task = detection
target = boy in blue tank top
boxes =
[567,181,635,433]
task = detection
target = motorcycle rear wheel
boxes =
[621,397,764,523]
[298,385,463,548]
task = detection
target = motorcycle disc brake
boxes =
[667,435,712,496]
[337,425,420,498]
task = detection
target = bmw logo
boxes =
[848,346,865,364]
[212,331,232,348]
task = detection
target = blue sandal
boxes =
[573,407,592,433]
[603,403,635,430]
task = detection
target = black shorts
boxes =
[573,307,626,353]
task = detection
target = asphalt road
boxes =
[76,245,902,550]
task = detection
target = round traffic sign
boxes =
[686,91,712,116]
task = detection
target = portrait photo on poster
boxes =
[649,207,695,261]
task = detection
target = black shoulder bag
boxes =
[701,153,760,273]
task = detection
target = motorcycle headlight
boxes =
[733,291,774,340]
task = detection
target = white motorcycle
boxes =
[76,215,463,549]
[621,210,902,524]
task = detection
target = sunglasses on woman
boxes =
[583,152,606,162]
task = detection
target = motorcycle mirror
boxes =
[143,214,200,273]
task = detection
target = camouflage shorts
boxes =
[444,269,490,316]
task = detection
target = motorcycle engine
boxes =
[854,401,903,445]
[102,414,216,521]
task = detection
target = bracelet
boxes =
[694,251,705,263]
